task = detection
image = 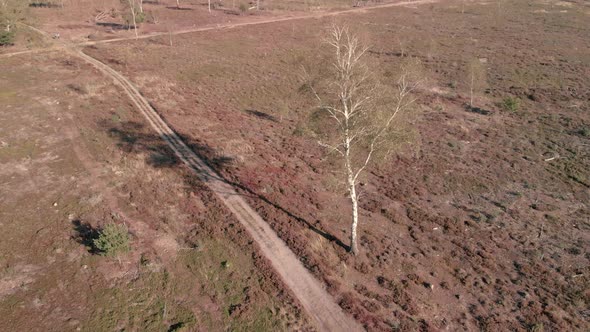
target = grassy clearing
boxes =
[182,238,286,331]
[83,271,197,331]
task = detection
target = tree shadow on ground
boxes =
[29,2,61,8]
[166,6,193,10]
[96,22,130,31]
[244,109,278,122]
[368,49,404,57]
[465,104,492,115]
[71,220,100,254]
[222,9,242,16]
[98,119,349,251]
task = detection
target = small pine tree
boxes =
[0,30,15,46]
[94,223,130,256]
[501,96,520,112]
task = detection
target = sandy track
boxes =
[15,24,360,331]
[6,1,442,329]
[1,0,439,59]
[74,50,363,331]
[81,0,440,46]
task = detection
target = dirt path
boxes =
[73,49,363,331]
[1,0,439,59]
[6,1,443,329]
[24,21,365,330]
[81,0,440,46]
[13,24,362,331]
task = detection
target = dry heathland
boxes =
[1,0,589,331]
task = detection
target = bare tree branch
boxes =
[306,24,420,255]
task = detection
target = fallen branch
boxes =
[544,153,559,162]
[95,10,108,22]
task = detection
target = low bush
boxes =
[93,223,131,256]
[501,96,520,112]
[122,10,145,26]
[136,11,146,24]
[0,30,15,46]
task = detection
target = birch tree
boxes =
[121,0,141,38]
[305,25,420,255]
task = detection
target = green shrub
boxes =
[578,127,590,137]
[0,30,16,46]
[94,223,130,256]
[122,9,145,26]
[501,96,520,112]
[239,3,248,12]
[136,11,146,24]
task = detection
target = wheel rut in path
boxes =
[75,50,364,332]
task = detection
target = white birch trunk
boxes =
[470,71,474,107]
[348,166,360,255]
[131,3,138,38]
[344,98,360,254]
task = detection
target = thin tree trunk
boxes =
[256,0,259,10]
[208,0,211,12]
[344,124,359,255]
[349,179,359,255]
[131,5,138,38]
[470,71,474,107]
[176,0,180,8]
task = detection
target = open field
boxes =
[82,0,590,330]
[1,0,397,52]
[1,0,589,331]
[0,53,307,331]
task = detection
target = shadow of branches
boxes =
[71,219,100,254]
[96,22,131,31]
[99,118,349,251]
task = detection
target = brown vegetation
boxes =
[1,0,589,331]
